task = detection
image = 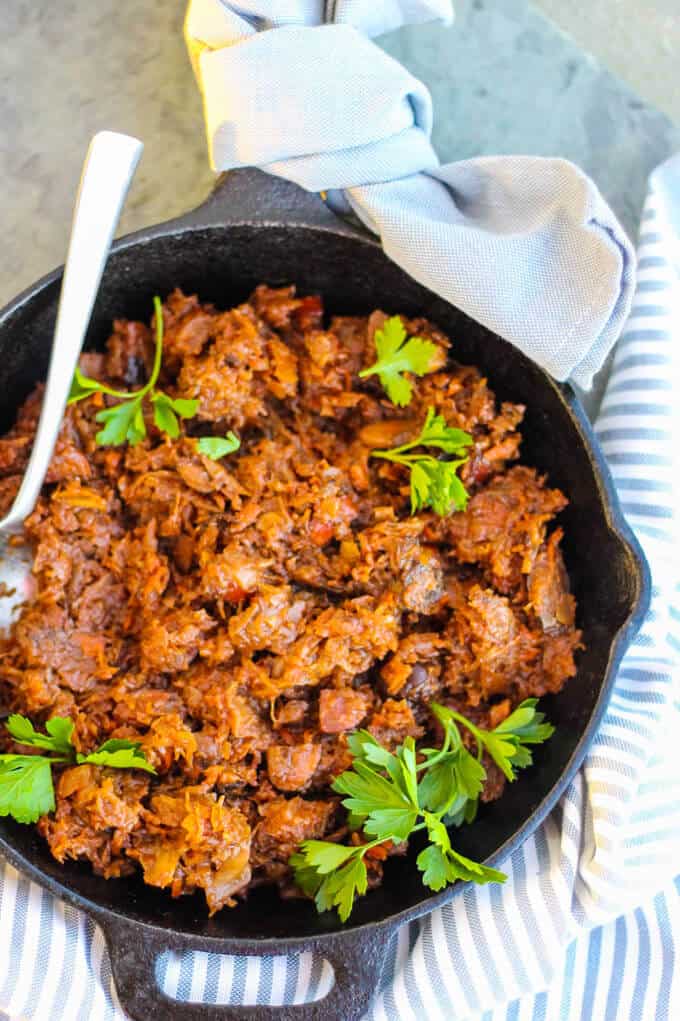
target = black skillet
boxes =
[0,169,650,1021]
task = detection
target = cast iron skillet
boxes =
[0,169,650,1021]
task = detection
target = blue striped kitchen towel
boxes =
[0,156,677,1019]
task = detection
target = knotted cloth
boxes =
[185,0,635,388]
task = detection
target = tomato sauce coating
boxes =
[0,287,580,913]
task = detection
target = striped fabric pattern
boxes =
[1,157,678,1020]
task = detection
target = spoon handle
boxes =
[0,131,143,530]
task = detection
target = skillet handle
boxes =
[178,167,371,239]
[101,916,393,1021]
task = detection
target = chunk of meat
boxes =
[175,305,271,427]
[318,688,370,733]
[368,699,423,748]
[444,585,541,703]
[229,586,310,655]
[480,761,506,803]
[286,465,360,546]
[139,609,215,673]
[117,469,217,537]
[39,765,149,878]
[161,289,216,363]
[112,685,186,728]
[536,631,581,696]
[267,594,401,694]
[175,666,272,744]
[254,796,336,861]
[266,743,322,791]
[104,318,153,385]
[45,426,93,484]
[71,571,127,632]
[400,546,445,613]
[352,521,444,612]
[0,436,30,476]
[381,632,445,698]
[128,786,252,914]
[527,529,576,632]
[438,466,567,594]
[13,602,118,691]
[310,735,355,787]
[0,475,21,516]
[201,543,272,602]
[251,284,305,331]
[273,699,309,728]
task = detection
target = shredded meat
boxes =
[0,285,581,914]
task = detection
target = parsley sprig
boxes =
[68,296,199,446]
[436,699,555,782]
[0,715,155,824]
[289,699,553,922]
[370,406,473,515]
[359,316,440,407]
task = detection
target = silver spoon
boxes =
[0,131,143,634]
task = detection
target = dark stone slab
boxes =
[381,0,680,242]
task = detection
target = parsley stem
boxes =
[0,754,69,764]
[84,297,164,404]
[371,450,425,466]
[145,295,165,397]
[89,383,139,401]
[355,835,396,856]
[372,437,426,459]
[352,825,429,857]
[111,296,164,401]
[414,730,453,772]
[120,295,164,402]
[78,296,164,407]
[448,712,485,761]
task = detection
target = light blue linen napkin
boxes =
[184,0,635,389]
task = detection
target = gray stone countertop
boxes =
[1,0,678,411]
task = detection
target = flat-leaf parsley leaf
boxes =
[358,316,441,406]
[77,738,156,774]
[197,432,241,460]
[0,756,55,824]
[6,714,75,756]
